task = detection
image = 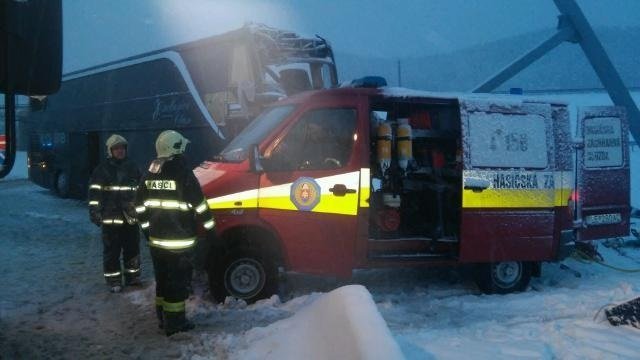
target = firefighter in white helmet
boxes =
[88,134,142,293]
[135,130,215,336]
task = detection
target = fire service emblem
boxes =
[290,177,321,211]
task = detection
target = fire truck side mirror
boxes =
[249,144,264,173]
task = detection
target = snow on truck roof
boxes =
[279,85,569,107]
[382,86,569,106]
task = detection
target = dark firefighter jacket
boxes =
[135,155,215,251]
[88,158,141,226]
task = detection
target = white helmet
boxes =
[105,134,128,158]
[155,130,190,158]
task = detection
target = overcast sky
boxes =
[63,0,640,72]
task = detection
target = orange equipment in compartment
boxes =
[397,118,412,171]
[376,122,392,175]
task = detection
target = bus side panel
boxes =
[25,58,226,197]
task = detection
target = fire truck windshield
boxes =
[218,105,296,162]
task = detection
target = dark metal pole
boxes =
[473,25,576,93]
[0,3,15,178]
[554,0,640,144]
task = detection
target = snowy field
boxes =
[0,178,639,359]
[1,90,640,359]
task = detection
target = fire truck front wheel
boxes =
[474,261,533,294]
[211,249,277,304]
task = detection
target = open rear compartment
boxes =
[367,97,462,262]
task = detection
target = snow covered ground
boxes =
[1,90,640,359]
[0,179,639,359]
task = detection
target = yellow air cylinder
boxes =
[377,122,392,175]
[397,118,412,171]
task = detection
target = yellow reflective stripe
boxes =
[359,168,370,208]
[103,186,138,191]
[149,237,196,250]
[275,171,360,215]
[89,201,100,206]
[203,219,215,229]
[462,170,573,208]
[90,184,102,190]
[104,271,121,277]
[207,189,259,209]
[463,188,568,208]
[145,199,161,207]
[143,199,191,211]
[195,201,208,214]
[155,296,164,306]
[207,172,361,215]
[102,219,125,224]
[555,171,574,207]
[259,182,298,211]
[163,301,185,312]
[140,221,150,229]
[135,206,146,213]
[162,200,180,209]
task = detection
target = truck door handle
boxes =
[463,177,490,192]
[329,184,356,197]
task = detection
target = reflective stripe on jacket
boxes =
[136,155,215,251]
[88,157,141,225]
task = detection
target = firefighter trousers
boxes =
[102,223,140,286]
[150,247,192,314]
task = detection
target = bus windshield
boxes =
[266,61,336,95]
[219,105,296,162]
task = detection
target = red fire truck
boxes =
[0,134,5,162]
[195,82,630,302]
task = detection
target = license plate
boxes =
[585,213,622,225]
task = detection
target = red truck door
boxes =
[575,106,630,241]
[258,106,362,277]
[0,134,5,162]
[458,99,560,262]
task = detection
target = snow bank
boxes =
[235,285,404,360]
[0,151,28,180]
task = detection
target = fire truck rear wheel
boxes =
[211,249,277,304]
[474,261,532,294]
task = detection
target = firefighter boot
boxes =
[164,311,194,336]
[124,257,142,286]
[156,305,164,329]
[125,273,142,287]
[106,277,123,293]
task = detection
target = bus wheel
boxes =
[210,249,277,304]
[474,261,532,294]
[55,171,70,198]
